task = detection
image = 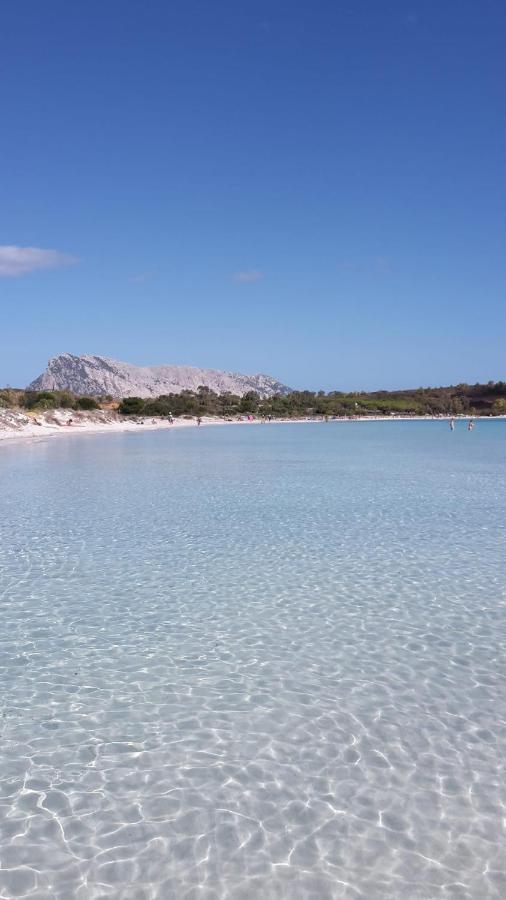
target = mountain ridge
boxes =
[28,353,291,399]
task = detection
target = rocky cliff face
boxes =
[28,353,291,399]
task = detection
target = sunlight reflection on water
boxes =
[1,421,505,898]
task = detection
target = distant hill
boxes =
[28,353,291,399]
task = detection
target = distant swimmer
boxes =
[450,418,455,431]
[468,419,475,431]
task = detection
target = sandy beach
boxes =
[0,406,496,445]
[0,407,319,443]
[0,408,220,443]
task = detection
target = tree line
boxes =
[118,381,506,417]
[1,382,506,418]
[0,389,101,411]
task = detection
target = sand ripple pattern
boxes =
[1,422,505,898]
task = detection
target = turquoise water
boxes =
[1,421,505,899]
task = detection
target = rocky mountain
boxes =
[28,353,291,399]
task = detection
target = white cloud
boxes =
[0,245,78,277]
[232,269,264,283]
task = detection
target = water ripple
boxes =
[0,423,505,898]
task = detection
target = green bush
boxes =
[143,399,172,417]
[57,392,75,409]
[491,398,506,415]
[22,390,56,409]
[239,391,260,413]
[118,396,145,415]
[74,396,100,410]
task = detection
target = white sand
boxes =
[0,408,294,443]
[0,408,232,443]
[0,408,492,446]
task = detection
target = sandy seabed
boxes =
[1,420,505,898]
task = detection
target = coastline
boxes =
[1,407,502,446]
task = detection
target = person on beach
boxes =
[197,416,202,426]
[450,418,455,431]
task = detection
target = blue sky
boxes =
[1,0,505,391]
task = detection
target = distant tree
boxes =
[491,398,506,415]
[57,392,76,409]
[74,396,100,410]
[22,391,59,410]
[143,399,172,416]
[118,397,145,415]
[95,380,506,421]
[240,391,260,413]
[219,392,240,416]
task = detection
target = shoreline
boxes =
[1,409,504,446]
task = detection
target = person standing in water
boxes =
[468,419,475,431]
[450,418,455,431]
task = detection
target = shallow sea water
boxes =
[1,421,505,899]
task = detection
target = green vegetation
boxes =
[74,396,100,410]
[1,381,506,419]
[117,381,506,418]
[0,389,101,412]
[23,390,75,410]
[118,396,145,415]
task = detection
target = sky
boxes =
[1,0,505,391]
